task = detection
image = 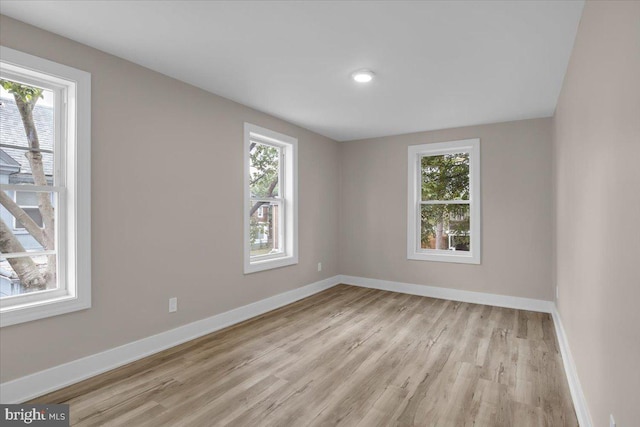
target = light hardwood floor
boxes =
[31,285,578,426]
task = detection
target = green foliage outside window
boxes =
[249,143,280,254]
[420,153,471,250]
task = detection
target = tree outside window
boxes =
[407,138,480,264]
[248,142,282,257]
[1,79,56,295]
[420,153,470,251]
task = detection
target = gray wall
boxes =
[553,1,640,426]
[339,118,554,300]
[0,15,340,383]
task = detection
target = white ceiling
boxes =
[0,1,584,141]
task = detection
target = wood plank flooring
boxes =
[30,285,578,426]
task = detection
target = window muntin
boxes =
[1,46,91,326]
[244,123,298,274]
[408,139,480,264]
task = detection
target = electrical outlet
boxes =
[318,262,322,272]
[169,297,178,313]
[610,414,616,427]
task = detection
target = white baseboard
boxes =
[0,275,342,404]
[551,307,593,427]
[338,275,555,313]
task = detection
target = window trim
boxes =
[0,46,91,327]
[407,138,481,264]
[244,123,298,274]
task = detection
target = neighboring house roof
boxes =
[0,96,54,181]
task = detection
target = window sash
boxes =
[249,138,284,199]
[1,187,65,258]
[0,70,66,188]
[249,198,285,259]
[1,188,66,304]
[415,202,472,253]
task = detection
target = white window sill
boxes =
[408,251,480,265]
[244,255,298,274]
[1,293,91,327]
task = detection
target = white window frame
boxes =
[1,46,91,327]
[407,138,481,264]
[244,123,298,274]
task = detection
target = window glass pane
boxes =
[421,152,469,201]
[420,204,471,251]
[1,190,56,252]
[249,141,280,198]
[16,191,38,206]
[249,202,282,257]
[16,208,43,229]
[0,80,55,186]
[0,254,57,298]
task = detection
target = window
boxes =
[244,123,297,273]
[0,46,91,326]
[13,191,45,230]
[407,138,480,264]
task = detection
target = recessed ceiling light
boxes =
[351,69,375,83]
